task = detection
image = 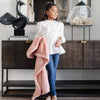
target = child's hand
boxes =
[55,37,62,47]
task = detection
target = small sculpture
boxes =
[27,0,35,22]
[70,17,94,25]
[0,0,29,36]
[67,1,94,25]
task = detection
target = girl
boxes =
[34,1,66,100]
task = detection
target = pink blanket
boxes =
[26,36,50,100]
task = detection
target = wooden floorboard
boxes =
[1,92,100,100]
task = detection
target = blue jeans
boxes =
[46,53,60,96]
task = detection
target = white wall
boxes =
[79,0,87,4]
[69,0,78,11]
[0,0,100,91]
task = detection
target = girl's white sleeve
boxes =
[34,22,42,38]
[58,22,66,43]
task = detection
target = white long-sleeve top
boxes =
[34,19,66,55]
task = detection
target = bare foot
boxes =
[45,95,51,100]
[51,95,57,100]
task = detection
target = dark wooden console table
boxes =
[1,40,100,98]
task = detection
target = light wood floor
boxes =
[1,92,100,100]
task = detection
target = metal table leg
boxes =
[72,25,73,41]
[83,27,85,41]
[6,69,8,91]
[89,26,90,41]
[1,68,4,96]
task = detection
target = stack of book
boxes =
[8,36,29,40]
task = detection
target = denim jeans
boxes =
[46,53,60,96]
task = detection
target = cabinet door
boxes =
[83,41,95,68]
[95,41,100,68]
[2,41,35,69]
[58,41,82,69]
[27,42,36,69]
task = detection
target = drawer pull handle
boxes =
[26,40,28,43]
[84,41,86,43]
[81,41,84,43]
[81,41,87,44]
[28,41,31,43]
[26,41,32,43]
